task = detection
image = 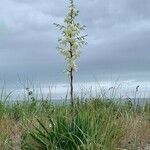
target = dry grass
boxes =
[119,114,150,149]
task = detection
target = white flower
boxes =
[55,0,87,74]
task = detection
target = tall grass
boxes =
[0,88,149,149]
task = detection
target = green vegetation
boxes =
[0,90,149,149]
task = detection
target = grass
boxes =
[0,89,149,149]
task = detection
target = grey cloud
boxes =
[0,0,150,86]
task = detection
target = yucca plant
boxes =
[23,100,126,150]
[54,0,87,107]
[24,117,87,150]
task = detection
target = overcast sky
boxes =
[0,0,150,94]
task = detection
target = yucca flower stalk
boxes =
[54,0,87,107]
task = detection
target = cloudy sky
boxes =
[0,0,150,97]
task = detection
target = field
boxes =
[0,89,149,150]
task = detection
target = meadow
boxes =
[0,87,149,150]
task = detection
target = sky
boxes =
[0,0,150,98]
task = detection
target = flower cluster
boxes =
[54,0,87,74]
